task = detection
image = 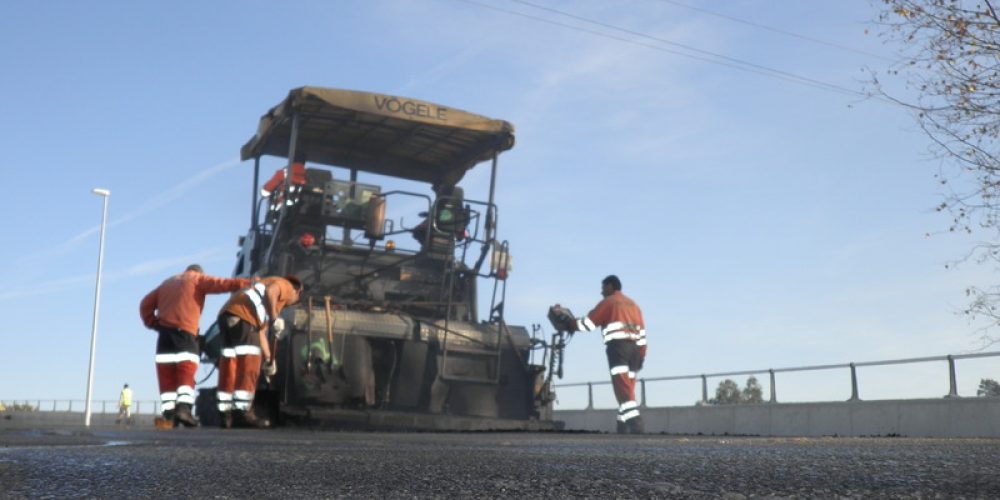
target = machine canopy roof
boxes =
[241,87,515,188]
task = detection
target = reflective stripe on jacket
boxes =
[576,291,646,344]
[244,283,269,324]
[221,277,298,329]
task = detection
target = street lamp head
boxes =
[92,188,110,197]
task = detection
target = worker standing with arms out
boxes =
[552,275,647,434]
[116,383,133,425]
[216,275,303,428]
[139,264,250,427]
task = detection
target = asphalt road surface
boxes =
[1,428,998,498]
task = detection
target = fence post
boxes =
[68,400,73,412]
[769,369,777,403]
[947,355,959,398]
[586,383,593,410]
[849,363,860,401]
[701,375,708,404]
[640,379,647,408]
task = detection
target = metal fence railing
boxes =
[555,351,1000,410]
[6,352,998,414]
[0,400,162,415]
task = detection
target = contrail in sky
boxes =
[392,47,480,96]
[16,157,241,264]
[66,157,241,244]
[0,246,230,302]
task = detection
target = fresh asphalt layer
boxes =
[1,428,998,498]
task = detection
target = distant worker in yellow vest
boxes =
[117,383,133,425]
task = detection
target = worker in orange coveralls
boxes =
[561,275,647,434]
[140,264,250,427]
[216,275,303,428]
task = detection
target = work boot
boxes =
[236,409,269,429]
[219,410,233,429]
[162,409,177,428]
[616,421,628,434]
[627,416,645,435]
[174,403,198,428]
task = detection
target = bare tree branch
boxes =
[873,0,1000,337]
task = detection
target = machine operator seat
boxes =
[416,187,469,259]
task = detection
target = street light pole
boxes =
[85,188,110,427]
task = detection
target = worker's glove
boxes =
[263,359,278,378]
[548,304,578,333]
[271,317,285,336]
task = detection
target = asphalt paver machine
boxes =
[201,87,563,430]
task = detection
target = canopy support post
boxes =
[343,169,357,244]
[285,113,301,204]
[263,113,301,272]
[251,156,261,230]
[485,152,498,243]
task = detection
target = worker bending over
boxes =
[216,275,303,428]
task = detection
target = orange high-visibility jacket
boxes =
[140,271,250,336]
[578,291,647,346]
[261,162,306,195]
[221,276,299,329]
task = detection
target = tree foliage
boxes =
[742,376,765,403]
[978,377,1000,396]
[710,379,742,405]
[709,376,765,405]
[872,0,1000,340]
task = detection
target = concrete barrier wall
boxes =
[6,399,999,436]
[555,398,1000,437]
[0,411,156,430]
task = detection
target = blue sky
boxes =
[1,1,995,411]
